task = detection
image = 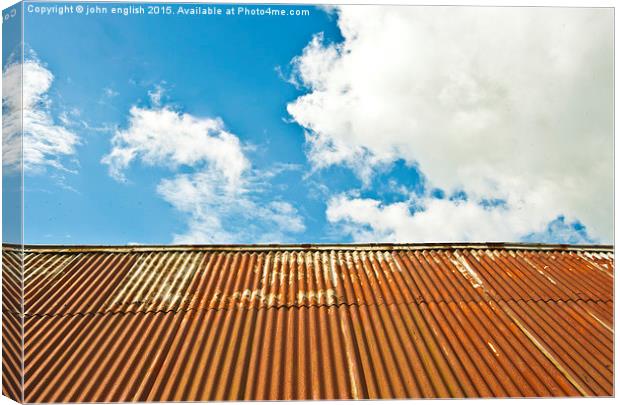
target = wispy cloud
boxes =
[157,170,305,244]
[2,56,80,174]
[103,87,119,98]
[147,83,166,107]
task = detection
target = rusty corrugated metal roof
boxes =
[1,243,614,402]
[2,248,23,403]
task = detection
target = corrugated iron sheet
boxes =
[2,247,23,403]
[2,243,614,402]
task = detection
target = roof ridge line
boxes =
[4,242,614,253]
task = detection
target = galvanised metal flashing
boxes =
[3,241,615,253]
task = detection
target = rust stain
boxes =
[1,243,614,402]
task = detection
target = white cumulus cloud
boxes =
[327,192,589,244]
[2,58,79,173]
[103,94,305,244]
[102,105,249,189]
[288,6,613,243]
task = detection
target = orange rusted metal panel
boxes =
[2,247,23,403]
[1,243,614,402]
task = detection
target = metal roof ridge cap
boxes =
[5,242,614,253]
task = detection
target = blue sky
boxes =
[19,2,343,244]
[2,2,613,245]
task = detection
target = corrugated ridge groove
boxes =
[451,250,613,396]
